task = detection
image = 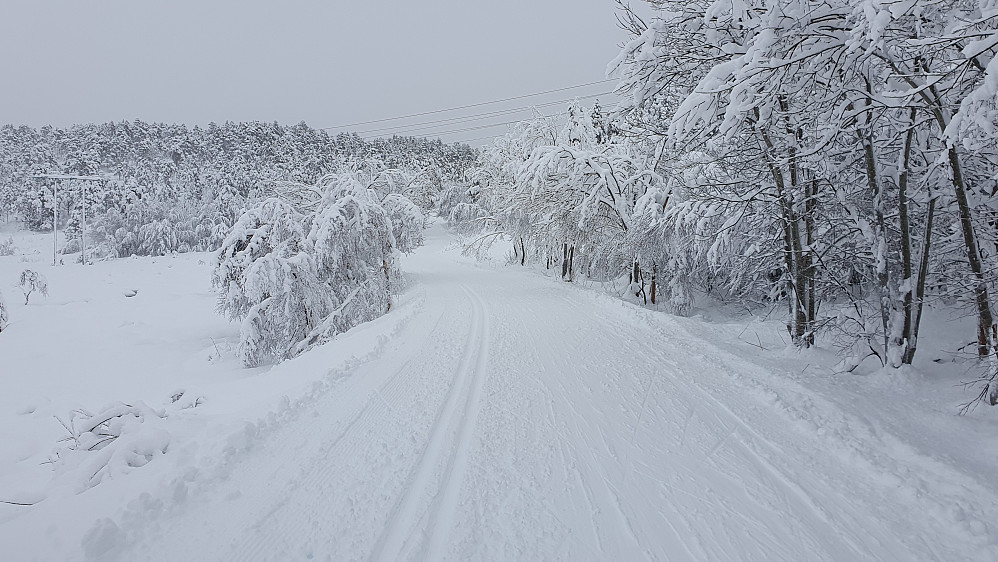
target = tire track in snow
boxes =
[227,308,453,561]
[423,286,490,560]
[371,284,490,561]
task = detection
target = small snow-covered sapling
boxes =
[0,236,15,256]
[19,269,49,305]
[0,288,8,332]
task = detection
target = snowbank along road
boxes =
[92,223,998,560]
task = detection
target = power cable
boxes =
[353,113,560,140]
[320,79,616,131]
[358,94,622,144]
[353,91,614,137]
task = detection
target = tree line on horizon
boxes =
[0,119,475,258]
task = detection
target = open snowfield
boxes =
[2,220,998,561]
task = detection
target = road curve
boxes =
[124,222,996,562]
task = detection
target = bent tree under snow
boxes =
[212,172,423,367]
[19,269,48,305]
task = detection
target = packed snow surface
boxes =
[2,221,997,561]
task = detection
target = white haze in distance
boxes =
[0,0,632,143]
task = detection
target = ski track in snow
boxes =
[21,222,997,561]
[373,284,490,561]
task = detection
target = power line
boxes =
[354,113,560,140]
[354,92,621,144]
[454,132,519,144]
[321,79,616,131]
[353,91,614,137]
[354,94,601,136]
[354,100,616,141]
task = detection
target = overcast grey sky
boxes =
[0,0,633,144]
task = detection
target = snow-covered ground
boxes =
[1,220,997,561]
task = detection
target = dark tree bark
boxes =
[567,245,575,282]
[562,243,569,279]
[754,108,808,346]
[650,262,657,305]
[896,109,919,364]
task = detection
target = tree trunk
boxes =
[781,97,815,346]
[754,112,807,345]
[859,127,892,363]
[946,145,995,358]
[805,178,816,346]
[633,260,646,304]
[650,262,657,305]
[382,258,392,312]
[904,189,936,365]
[567,245,575,282]
[896,57,997,365]
[897,109,916,363]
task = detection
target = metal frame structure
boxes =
[32,174,109,266]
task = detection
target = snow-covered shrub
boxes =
[213,173,422,367]
[213,198,313,366]
[0,235,15,256]
[17,187,55,232]
[438,181,474,220]
[381,193,425,253]
[19,269,48,304]
[51,402,169,491]
[91,198,236,258]
[447,201,490,234]
[0,288,8,332]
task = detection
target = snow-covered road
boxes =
[117,223,995,561]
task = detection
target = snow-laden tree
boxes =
[611,1,981,332]
[381,193,425,254]
[603,0,998,407]
[857,0,998,404]
[213,172,422,367]
[458,104,662,288]
[520,108,661,280]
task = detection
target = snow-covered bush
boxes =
[381,193,425,253]
[447,201,490,235]
[19,269,48,304]
[213,198,313,366]
[0,288,8,332]
[213,173,422,367]
[0,235,15,256]
[437,181,474,221]
[51,402,169,491]
[90,198,235,258]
